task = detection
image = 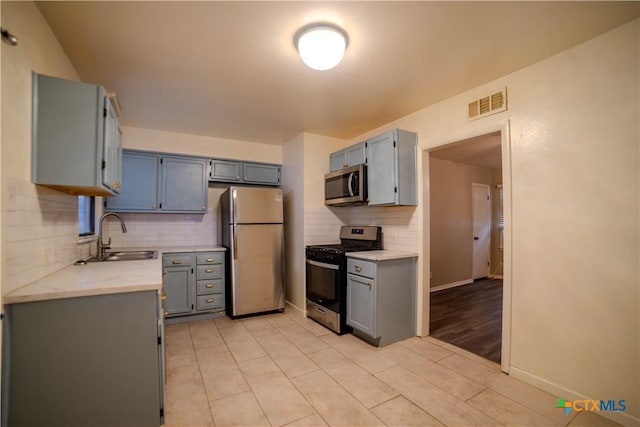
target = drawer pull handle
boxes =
[205,268,213,273]
[354,265,362,272]
[172,260,182,265]
[206,298,214,303]
[206,258,214,262]
[206,284,214,288]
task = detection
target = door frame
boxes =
[471,183,491,279]
[421,120,512,373]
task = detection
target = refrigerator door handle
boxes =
[232,225,238,259]
[232,189,237,224]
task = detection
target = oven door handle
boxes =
[306,259,339,270]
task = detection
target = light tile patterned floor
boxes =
[163,311,620,427]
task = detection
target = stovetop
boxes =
[306,226,382,257]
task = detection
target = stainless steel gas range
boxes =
[305,226,382,334]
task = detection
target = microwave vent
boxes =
[468,88,507,120]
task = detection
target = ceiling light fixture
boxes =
[295,24,348,71]
[1,28,18,46]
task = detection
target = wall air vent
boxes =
[468,88,507,120]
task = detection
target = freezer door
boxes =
[231,187,283,224]
[229,224,285,316]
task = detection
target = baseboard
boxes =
[285,300,304,316]
[509,367,639,427]
[489,274,504,279]
[430,279,473,293]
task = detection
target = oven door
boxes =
[305,259,341,312]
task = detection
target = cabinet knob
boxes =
[202,206,206,210]
[236,175,240,179]
[367,282,372,288]
[354,265,362,272]
[160,293,167,300]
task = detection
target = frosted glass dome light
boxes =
[296,25,347,71]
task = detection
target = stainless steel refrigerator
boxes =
[220,186,285,317]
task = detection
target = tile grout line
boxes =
[187,322,217,427]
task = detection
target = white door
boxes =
[472,184,491,279]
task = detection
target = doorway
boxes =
[427,130,505,364]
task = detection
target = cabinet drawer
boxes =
[196,264,223,280]
[196,279,223,295]
[347,258,375,278]
[162,253,192,267]
[196,294,224,311]
[196,252,224,265]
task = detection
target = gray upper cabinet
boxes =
[366,129,417,206]
[105,151,158,211]
[32,73,122,196]
[330,142,366,172]
[106,149,208,213]
[161,156,208,212]
[210,159,242,182]
[243,162,281,185]
[209,159,281,186]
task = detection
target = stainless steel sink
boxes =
[102,250,158,261]
[79,250,158,263]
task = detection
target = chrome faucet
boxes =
[97,212,127,259]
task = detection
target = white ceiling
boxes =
[35,1,638,146]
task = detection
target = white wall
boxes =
[281,132,346,311]
[1,2,89,295]
[282,134,304,311]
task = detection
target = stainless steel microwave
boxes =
[324,164,367,206]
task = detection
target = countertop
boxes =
[345,250,418,261]
[4,245,226,304]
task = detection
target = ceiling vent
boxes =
[468,88,507,120]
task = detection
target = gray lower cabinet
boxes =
[209,159,281,186]
[105,149,208,213]
[163,251,225,319]
[31,72,122,196]
[346,256,417,346]
[3,290,164,426]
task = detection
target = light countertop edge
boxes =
[4,246,227,305]
[345,250,419,261]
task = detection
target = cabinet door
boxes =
[346,273,377,337]
[163,266,192,315]
[330,149,347,172]
[210,159,242,182]
[161,156,208,212]
[105,151,158,212]
[346,143,366,166]
[243,162,281,185]
[366,131,397,205]
[102,97,122,194]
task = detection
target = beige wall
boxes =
[1,1,89,294]
[429,157,492,288]
[346,19,638,423]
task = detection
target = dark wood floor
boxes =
[429,279,503,364]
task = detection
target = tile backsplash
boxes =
[4,177,91,294]
[104,210,217,248]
